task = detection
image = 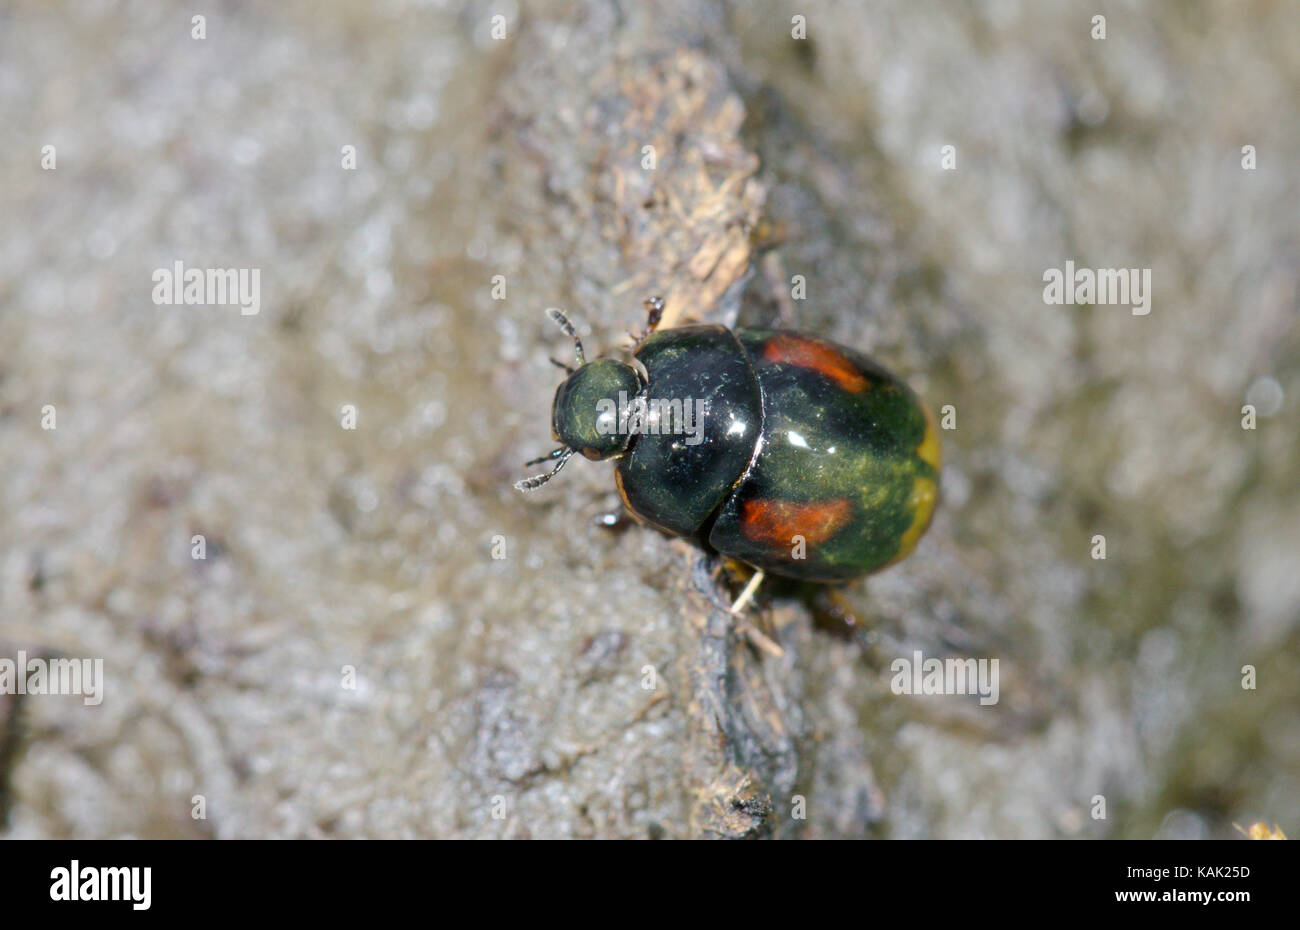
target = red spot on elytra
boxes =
[740,498,853,548]
[762,335,868,393]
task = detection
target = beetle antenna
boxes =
[546,308,585,366]
[523,447,567,468]
[515,447,575,491]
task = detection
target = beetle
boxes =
[517,298,939,603]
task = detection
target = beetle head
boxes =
[515,309,645,492]
[552,358,643,460]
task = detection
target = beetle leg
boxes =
[549,357,574,373]
[628,295,665,351]
[593,508,631,530]
[728,568,765,615]
[643,295,665,330]
[736,617,784,658]
[808,587,867,639]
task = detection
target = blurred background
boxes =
[0,0,1296,838]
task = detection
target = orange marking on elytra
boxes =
[740,498,853,548]
[763,335,868,392]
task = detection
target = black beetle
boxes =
[518,299,939,592]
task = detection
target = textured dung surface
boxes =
[0,1,1297,838]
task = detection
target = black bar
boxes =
[2,839,1291,916]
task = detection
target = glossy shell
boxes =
[614,325,761,536]
[615,327,939,582]
[707,330,940,582]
